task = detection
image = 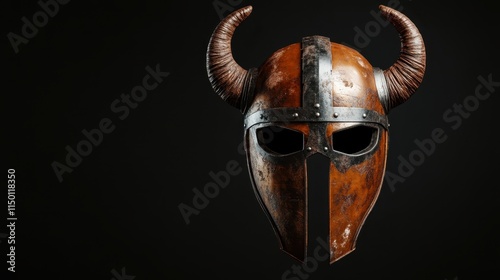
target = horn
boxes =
[206,5,256,111]
[378,5,426,112]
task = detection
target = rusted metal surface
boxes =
[206,4,426,264]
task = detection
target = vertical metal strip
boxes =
[301,36,333,111]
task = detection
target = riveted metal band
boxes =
[244,107,389,130]
[244,36,389,130]
[302,36,333,110]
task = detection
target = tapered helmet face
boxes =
[206,5,425,263]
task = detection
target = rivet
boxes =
[315,112,321,117]
[323,147,329,151]
[362,113,367,118]
[314,103,320,108]
[334,112,339,118]
[307,147,312,151]
[292,113,299,118]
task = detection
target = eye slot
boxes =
[331,125,378,155]
[257,126,304,155]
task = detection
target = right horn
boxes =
[378,5,426,112]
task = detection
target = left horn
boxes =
[206,5,254,110]
[379,5,426,111]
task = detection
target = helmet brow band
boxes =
[244,107,389,130]
[244,36,388,131]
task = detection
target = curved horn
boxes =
[206,5,255,110]
[378,5,426,111]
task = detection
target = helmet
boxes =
[206,5,426,263]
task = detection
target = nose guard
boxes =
[243,36,389,263]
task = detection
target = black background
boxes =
[3,0,500,279]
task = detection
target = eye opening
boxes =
[331,124,379,155]
[256,126,304,155]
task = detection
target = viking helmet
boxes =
[206,5,425,263]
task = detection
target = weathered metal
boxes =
[206,4,426,264]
